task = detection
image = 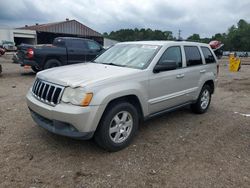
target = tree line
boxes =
[103,29,174,42]
[103,19,250,51]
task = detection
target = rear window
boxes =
[68,40,88,49]
[201,47,216,64]
[53,38,65,47]
[184,46,203,66]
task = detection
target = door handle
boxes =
[176,74,185,79]
[200,70,206,73]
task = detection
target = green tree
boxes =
[104,19,250,51]
[103,28,173,42]
[186,34,201,42]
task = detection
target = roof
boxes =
[119,40,210,47]
[18,20,102,37]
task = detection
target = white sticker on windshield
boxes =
[141,45,158,49]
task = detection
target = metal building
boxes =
[18,19,103,45]
[0,28,36,46]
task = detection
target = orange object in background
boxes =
[229,53,241,72]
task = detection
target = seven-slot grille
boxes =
[32,79,64,106]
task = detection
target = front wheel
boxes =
[94,102,139,152]
[191,85,212,114]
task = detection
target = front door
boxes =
[148,46,191,114]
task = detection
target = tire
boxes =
[94,102,139,152]
[44,59,62,70]
[31,66,40,73]
[191,85,212,114]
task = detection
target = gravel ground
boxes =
[0,55,249,188]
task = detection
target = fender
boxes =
[90,81,149,117]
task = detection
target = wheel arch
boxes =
[101,94,144,122]
[204,80,215,94]
[42,56,63,68]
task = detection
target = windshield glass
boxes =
[94,44,160,69]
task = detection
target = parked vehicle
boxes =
[26,41,218,151]
[223,51,230,56]
[209,40,224,59]
[12,52,19,64]
[238,52,249,57]
[1,41,17,51]
[17,37,104,72]
[0,47,5,56]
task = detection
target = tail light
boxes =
[27,48,34,59]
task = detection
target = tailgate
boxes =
[16,44,33,63]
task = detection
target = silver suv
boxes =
[27,41,218,151]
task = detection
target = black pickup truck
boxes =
[16,37,104,72]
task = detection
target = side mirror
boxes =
[153,60,177,73]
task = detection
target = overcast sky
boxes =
[0,0,249,38]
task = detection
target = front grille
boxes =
[32,79,64,106]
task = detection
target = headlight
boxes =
[61,87,93,106]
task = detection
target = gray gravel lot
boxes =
[0,55,249,188]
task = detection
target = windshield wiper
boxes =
[92,61,126,67]
[105,63,126,67]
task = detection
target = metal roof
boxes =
[18,20,102,37]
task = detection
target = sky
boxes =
[0,0,250,38]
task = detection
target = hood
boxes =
[37,63,141,88]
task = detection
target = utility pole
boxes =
[178,29,182,41]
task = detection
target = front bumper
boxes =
[29,109,94,139]
[26,90,105,139]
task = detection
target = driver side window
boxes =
[158,46,182,68]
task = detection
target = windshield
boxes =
[94,44,160,69]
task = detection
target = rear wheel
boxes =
[94,102,139,152]
[44,59,62,70]
[191,85,212,114]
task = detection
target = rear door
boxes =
[200,46,217,77]
[16,44,34,64]
[67,40,88,64]
[181,46,205,101]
